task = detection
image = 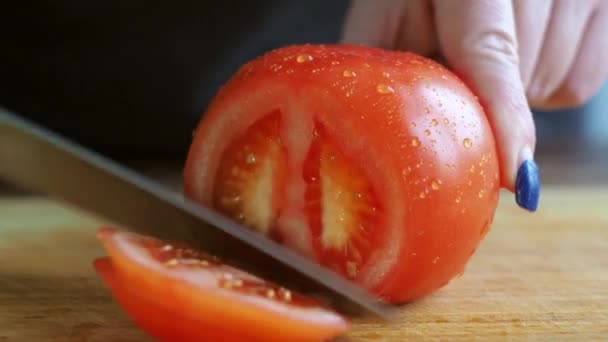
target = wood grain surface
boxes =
[0,186,607,341]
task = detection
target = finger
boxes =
[541,6,608,109]
[527,0,595,107]
[433,0,539,211]
[341,0,407,49]
[393,0,437,56]
[513,0,553,88]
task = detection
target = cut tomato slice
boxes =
[184,44,501,303]
[94,227,349,342]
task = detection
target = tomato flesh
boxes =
[212,111,287,239]
[304,125,383,280]
[94,228,349,342]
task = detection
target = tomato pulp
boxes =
[184,44,500,303]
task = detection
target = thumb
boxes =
[433,0,540,211]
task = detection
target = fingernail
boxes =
[515,159,541,212]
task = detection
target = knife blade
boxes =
[0,108,395,319]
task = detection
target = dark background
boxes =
[0,1,349,162]
[1,1,606,172]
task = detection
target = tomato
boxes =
[184,44,500,303]
[94,228,349,342]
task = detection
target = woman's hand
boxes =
[342,0,608,211]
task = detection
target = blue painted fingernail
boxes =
[515,160,540,212]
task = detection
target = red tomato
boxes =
[94,227,349,342]
[184,44,500,303]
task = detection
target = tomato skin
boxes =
[184,44,500,303]
[95,258,229,342]
[94,228,349,342]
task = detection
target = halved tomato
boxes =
[94,227,349,342]
[184,44,500,303]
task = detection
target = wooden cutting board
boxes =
[0,186,607,341]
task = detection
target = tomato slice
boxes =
[94,227,349,342]
[184,44,500,303]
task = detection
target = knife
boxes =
[0,108,395,319]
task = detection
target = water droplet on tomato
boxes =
[343,69,356,77]
[433,256,440,264]
[160,244,173,252]
[376,84,395,94]
[382,71,390,78]
[424,107,430,114]
[296,54,313,63]
[270,63,283,72]
[424,129,431,136]
[419,191,426,199]
[455,196,462,203]
[280,288,292,302]
[411,137,420,147]
[431,118,438,126]
[431,180,441,190]
[463,138,473,148]
[443,118,449,125]
[411,122,416,128]
[478,190,485,198]
[245,153,256,164]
